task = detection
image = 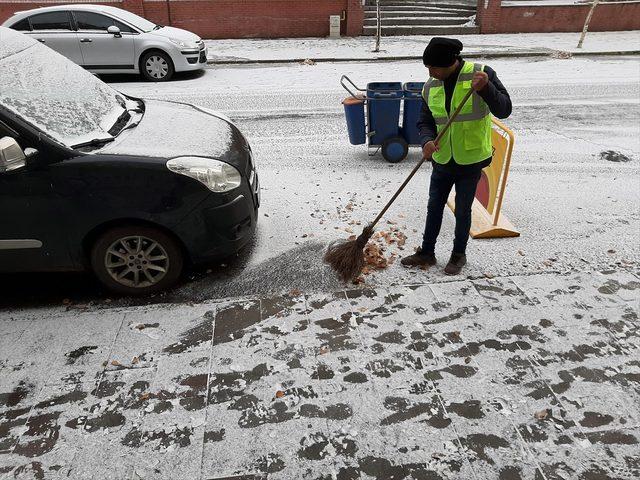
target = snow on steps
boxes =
[363,0,478,36]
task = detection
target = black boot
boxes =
[444,253,467,275]
[401,249,437,268]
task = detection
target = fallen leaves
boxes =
[364,243,388,270]
[534,408,551,420]
[374,227,406,247]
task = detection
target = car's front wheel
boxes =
[140,50,174,82]
[91,226,183,296]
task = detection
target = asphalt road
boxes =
[1,56,638,309]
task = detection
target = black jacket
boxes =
[417,58,512,173]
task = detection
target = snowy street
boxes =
[1,52,639,479]
[3,54,639,305]
[110,55,640,301]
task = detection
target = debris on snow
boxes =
[550,50,572,59]
[534,408,551,420]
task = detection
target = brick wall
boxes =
[477,0,640,33]
[0,0,364,38]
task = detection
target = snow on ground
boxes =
[2,54,635,308]
[1,44,639,480]
[111,56,640,298]
[205,31,640,62]
[1,269,639,478]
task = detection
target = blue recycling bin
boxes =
[342,96,366,145]
[402,82,425,145]
[366,82,403,146]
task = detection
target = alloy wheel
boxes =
[104,235,169,288]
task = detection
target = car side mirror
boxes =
[107,26,122,38]
[0,137,26,173]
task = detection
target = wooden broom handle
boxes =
[369,87,475,229]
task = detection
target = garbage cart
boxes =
[341,75,424,163]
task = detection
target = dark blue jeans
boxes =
[421,166,482,255]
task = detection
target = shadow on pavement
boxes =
[98,69,206,84]
[0,240,342,311]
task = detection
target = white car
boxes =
[1,4,207,81]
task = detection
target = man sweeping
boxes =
[401,37,512,275]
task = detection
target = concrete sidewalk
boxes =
[205,31,640,64]
[1,268,639,479]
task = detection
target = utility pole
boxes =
[374,0,381,52]
[577,0,601,48]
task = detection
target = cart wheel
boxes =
[381,137,408,163]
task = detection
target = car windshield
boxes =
[109,8,158,33]
[0,27,127,148]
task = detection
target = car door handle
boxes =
[80,38,92,43]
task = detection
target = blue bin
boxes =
[342,96,366,145]
[402,82,425,145]
[366,82,403,146]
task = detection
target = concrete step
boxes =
[363,24,479,35]
[365,1,476,11]
[364,16,471,26]
[366,0,476,6]
[364,10,469,18]
[364,5,476,14]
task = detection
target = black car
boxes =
[0,27,259,295]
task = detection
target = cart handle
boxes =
[340,75,365,99]
[402,82,424,92]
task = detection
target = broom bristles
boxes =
[324,225,374,282]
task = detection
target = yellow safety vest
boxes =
[422,61,492,165]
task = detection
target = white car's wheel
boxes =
[140,51,174,82]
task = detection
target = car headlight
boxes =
[169,38,198,50]
[166,157,241,192]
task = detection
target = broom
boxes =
[324,87,475,282]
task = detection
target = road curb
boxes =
[207,50,640,65]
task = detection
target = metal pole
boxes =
[165,0,173,26]
[577,0,601,49]
[374,0,381,52]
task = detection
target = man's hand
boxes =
[472,71,489,92]
[422,141,439,159]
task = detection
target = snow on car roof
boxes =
[5,4,158,32]
[0,26,125,148]
[10,4,131,16]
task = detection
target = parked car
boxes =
[1,4,207,81]
[0,27,259,295]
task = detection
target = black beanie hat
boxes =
[422,37,463,67]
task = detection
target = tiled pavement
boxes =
[1,269,639,479]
